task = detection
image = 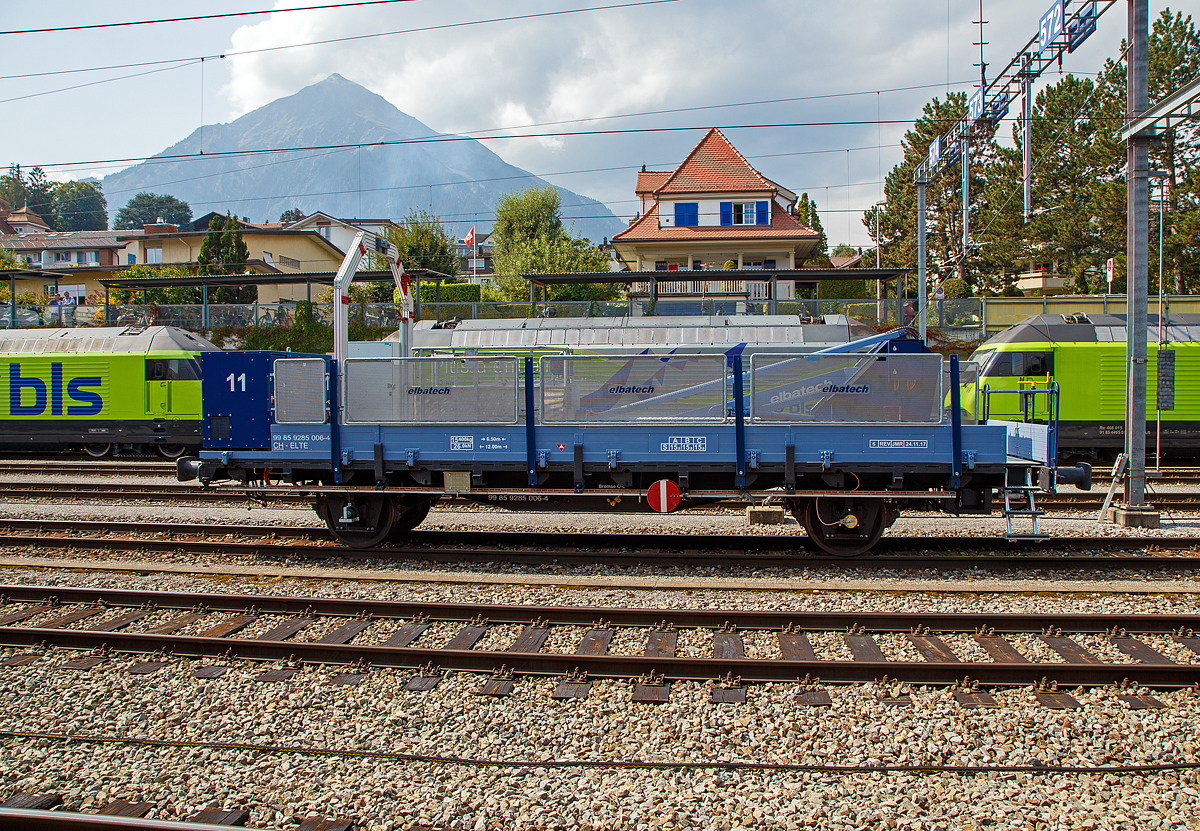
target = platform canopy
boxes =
[94,268,453,290]
[522,268,908,287]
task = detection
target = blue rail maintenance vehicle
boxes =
[178,233,1089,556]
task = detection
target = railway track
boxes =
[0,799,351,830]
[0,460,176,477]
[2,479,1199,513]
[1,518,1199,570]
[0,585,1197,691]
[5,458,1200,487]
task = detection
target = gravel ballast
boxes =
[1,494,1199,829]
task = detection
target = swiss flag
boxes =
[464,226,475,248]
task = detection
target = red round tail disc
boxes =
[647,479,682,513]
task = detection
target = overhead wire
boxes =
[0,1,421,36]
[1,0,682,103]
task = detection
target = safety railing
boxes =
[750,353,945,424]
[341,357,521,425]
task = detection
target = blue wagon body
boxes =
[182,338,1065,555]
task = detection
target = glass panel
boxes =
[942,361,980,425]
[274,358,327,424]
[343,357,519,424]
[540,355,727,423]
[750,353,944,423]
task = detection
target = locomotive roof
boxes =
[0,326,219,355]
[979,313,1200,347]
[407,314,875,350]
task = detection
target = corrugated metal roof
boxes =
[0,326,219,354]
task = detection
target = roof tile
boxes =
[654,128,775,195]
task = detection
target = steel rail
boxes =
[3,481,1198,512]
[0,809,248,831]
[4,625,1198,686]
[2,520,1199,571]
[3,587,1199,686]
[3,585,1197,632]
[0,461,175,476]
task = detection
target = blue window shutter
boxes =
[756,201,769,225]
[720,202,733,226]
[675,202,698,227]
[673,203,684,226]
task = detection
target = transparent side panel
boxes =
[942,361,979,425]
[750,353,944,423]
[274,358,327,424]
[540,355,728,423]
[343,357,519,424]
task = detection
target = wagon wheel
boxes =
[802,498,889,557]
[157,444,187,459]
[386,495,439,540]
[83,443,111,458]
[315,493,397,549]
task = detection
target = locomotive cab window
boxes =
[146,358,201,381]
[980,351,1054,377]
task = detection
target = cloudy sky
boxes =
[3,0,1133,246]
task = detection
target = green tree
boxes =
[0,165,54,227]
[108,265,198,304]
[279,208,305,224]
[941,277,972,298]
[384,210,459,276]
[52,181,108,231]
[23,167,54,228]
[795,193,830,266]
[866,92,1005,291]
[1148,10,1200,293]
[114,192,192,229]
[490,184,614,302]
[0,249,19,269]
[493,235,615,302]
[490,185,565,254]
[376,210,461,303]
[197,213,252,303]
[0,165,24,210]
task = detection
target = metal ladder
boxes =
[1002,466,1049,541]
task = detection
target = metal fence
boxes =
[4,295,1200,336]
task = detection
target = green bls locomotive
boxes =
[1,326,219,457]
[969,313,1200,458]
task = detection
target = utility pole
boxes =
[1022,57,1032,222]
[1116,0,1158,527]
[916,185,927,340]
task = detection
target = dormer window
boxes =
[720,201,770,226]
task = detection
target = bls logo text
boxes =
[8,363,103,416]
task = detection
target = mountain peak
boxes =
[101,78,623,240]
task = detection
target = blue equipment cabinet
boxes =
[201,351,310,450]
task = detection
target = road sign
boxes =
[1106,258,1114,286]
[647,479,682,513]
[936,285,945,299]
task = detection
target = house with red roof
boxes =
[612,128,821,275]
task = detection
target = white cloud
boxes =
[215,0,1128,243]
